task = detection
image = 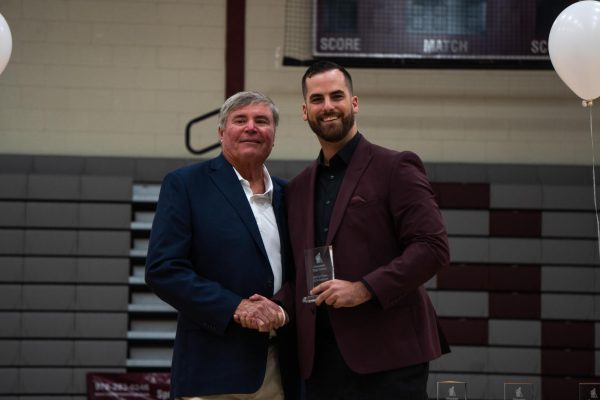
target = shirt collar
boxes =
[317,132,362,168]
[233,164,273,202]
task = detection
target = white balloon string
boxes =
[587,101,600,262]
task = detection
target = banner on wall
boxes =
[87,372,170,400]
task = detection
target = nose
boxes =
[323,97,335,112]
[244,119,257,132]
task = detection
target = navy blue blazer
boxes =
[145,154,297,398]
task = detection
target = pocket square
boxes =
[349,195,367,205]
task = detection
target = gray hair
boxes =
[218,91,279,130]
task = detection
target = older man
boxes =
[146,91,298,399]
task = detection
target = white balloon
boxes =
[548,0,600,101]
[0,12,11,76]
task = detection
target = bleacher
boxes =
[0,155,598,399]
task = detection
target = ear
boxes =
[218,128,224,142]
[351,96,359,113]
[302,103,308,121]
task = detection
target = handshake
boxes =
[233,294,287,332]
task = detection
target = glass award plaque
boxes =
[579,383,600,400]
[504,382,534,400]
[437,380,467,400]
[302,245,335,303]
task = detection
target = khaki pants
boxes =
[180,345,284,400]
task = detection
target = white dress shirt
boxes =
[234,165,283,294]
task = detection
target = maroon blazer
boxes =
[278,136,450,379]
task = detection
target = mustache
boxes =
[320,112,340,120]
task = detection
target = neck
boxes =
[229,158,265,194]
[320,129,358,164]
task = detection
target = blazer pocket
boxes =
[348,195,368,208]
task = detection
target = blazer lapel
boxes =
[208,154,269,261]
[303,162,318,250]
[272,179,289,280]
[326,139,373,245]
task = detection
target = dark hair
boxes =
[218,91,279,130]
[301,61,353,98]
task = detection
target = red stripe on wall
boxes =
[490,210,542,237]
[438,318,488,345]
[488,265,540,292]
[226,0,245,98]
[489,293,540,319]
[542,321,595,349]
[432,183,490,209]
[437,263,540,292]
[542,349,595,376]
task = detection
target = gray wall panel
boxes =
[0,257,24,281]
[75,313,127,338]
[487,348,540,374]
[442,210,489,235]
[24,231,77,255]
[0,285,23,310]
[432,291,489,318]
[22,285,76,310]
[18,368,73,393]
[0,174,28,199]
[542,294,596,320]
[0,313,20,337]
[0,341,20,365]
[26,203,78,228]
[488,320,540,346]
[0,368,18,393]
[0,202,25,226]
[0,230,25,254]
[23,258,77,283]
[77,258,129,283]
[489,238,542,264]
[79,204,131,229]
[430,346,488,372]
[542,212,597,238]
[20,341,74,366]
[81,176,132,201]
[74,341,126,366]
[543,185,595,210]
[541,239,597,265]
[27,176,80,201]
[542,266,596,293]
[448,237,489,263]
[21,313,75,338]
[76,286,128,311]
[490,184,542,209]
[77,231,130,256]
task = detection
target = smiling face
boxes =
[302,68,359,145]
[219,102,276,167]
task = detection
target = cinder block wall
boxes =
[0,0,599,164]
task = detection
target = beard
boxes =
[307,111,355,143]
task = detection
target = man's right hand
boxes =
[233,294,287,332]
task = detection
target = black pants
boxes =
[306,342,429,400]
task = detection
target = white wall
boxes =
[0,0,598,165]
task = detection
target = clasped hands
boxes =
[234,294,287,332]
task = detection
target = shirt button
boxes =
[325,200,331,205]
[323,227,328,233]
[329,175,335,180]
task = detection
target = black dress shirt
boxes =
[314,132,362,247]
[313,133,362,350]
